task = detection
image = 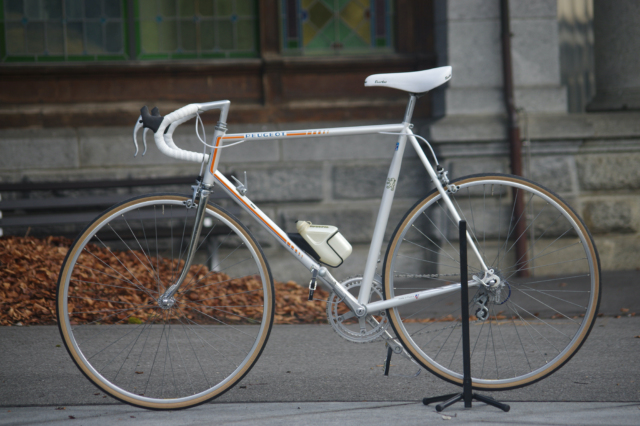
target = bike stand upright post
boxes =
[422,220,510,413]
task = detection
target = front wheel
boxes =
[383,174,600,390]
[57,194,274,409]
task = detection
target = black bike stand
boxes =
[422,220,510,413]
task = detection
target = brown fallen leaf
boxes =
[0,236,331,326]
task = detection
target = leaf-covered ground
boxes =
[0,236,332,326]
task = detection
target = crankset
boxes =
[326,276,389,343]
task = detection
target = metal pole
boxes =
[459,221,472,407]
[501,0,529,277]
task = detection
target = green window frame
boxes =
[0,0,259,63]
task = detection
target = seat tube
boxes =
[358,94,418,305]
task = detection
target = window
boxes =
[281,0,394,56]
[0,0,259,62]
[1,0,127,62]
[137,0,258,59]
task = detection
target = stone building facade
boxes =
[1,0,639,285]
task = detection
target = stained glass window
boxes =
[136,0,258,59]
[281,0,394,55]
[1,0,127,62]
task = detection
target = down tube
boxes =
[213,171,367,315]
[212,171,319,272]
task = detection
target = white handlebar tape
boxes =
[165,113,193,149]
[153,104,207,163]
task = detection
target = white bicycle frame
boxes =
[146,95,490,318]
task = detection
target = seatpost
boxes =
[404,94,418,123]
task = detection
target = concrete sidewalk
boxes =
[1,401,639,426]
[1,318,639,406]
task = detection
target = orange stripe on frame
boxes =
[285,131,329,137]
[217,178,289,245]
[209,136,222,173]
[209,136,244,174]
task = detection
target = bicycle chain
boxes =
[392,272,483,337]
[323,273,485,341]
[394,272,462,279]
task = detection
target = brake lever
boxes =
[133,115,143,157]
[142,128,149,156]
[134,107,162,157]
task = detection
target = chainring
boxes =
[326,276,389,343]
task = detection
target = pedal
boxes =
[379,332,422,378]
[308,269,318,300]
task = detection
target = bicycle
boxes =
[56,66,601,410]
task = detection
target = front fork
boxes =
[158,119,227,306]
[158,183,212,306]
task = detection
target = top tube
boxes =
[220,123,406,142]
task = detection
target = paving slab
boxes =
[1,402,639,426]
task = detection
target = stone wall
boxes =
[433,0,567,115]
[426,111,640,273]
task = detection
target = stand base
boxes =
[423,392,510,412]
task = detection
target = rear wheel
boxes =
[57,194,274,409]
[383,174,600,390]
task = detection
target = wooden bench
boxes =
[0,176,238,270]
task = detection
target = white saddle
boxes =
[364,66,452,94]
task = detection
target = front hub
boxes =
[158,296,176,310]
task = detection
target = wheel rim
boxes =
[58,196,273,407]
[385,176,599,389]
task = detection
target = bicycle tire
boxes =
[57,193,274,409]
[383,174,600,390]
